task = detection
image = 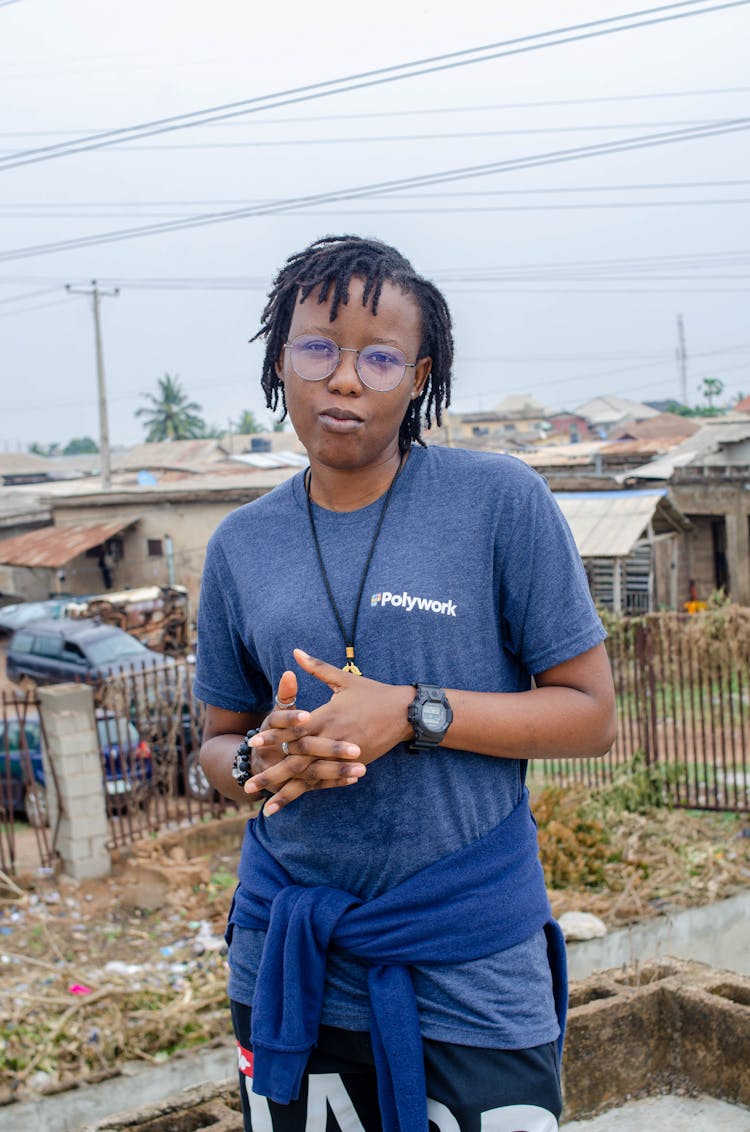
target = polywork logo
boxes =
[371,590,458,617]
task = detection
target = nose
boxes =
[326,347,363,395]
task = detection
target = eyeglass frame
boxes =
[282,335,418,392]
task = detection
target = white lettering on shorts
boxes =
[371,590,457,617]
[306,1074,367,1131]
[479,1103,559,1131]
[426,1100,558,1132]
[244,1073,366,1132]
[242,1076,274,1131]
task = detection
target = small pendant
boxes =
[342,660,362,676]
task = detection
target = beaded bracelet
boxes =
[231,728,261,788]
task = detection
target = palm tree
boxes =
[233,409,263,434]
[700,376,724,410]
[136,374,207,441]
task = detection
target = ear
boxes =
[412,355,432,399]
[275,355,285,382]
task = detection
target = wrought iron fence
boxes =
[0,659,236,872]
[0,691,56,875]
[530,607,750,812]
[95,657,236,849]
[3,609,748,878]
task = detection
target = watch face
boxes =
[422,701,446,731]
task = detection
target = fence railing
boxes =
[0,659,236,872]
[530,607,750,812]
[3,608,749,877]
[95,657,236,849]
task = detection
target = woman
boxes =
[196,235,616,1132]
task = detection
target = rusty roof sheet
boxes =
[555,490,682,557]
[0,519,137,568]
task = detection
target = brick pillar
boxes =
[38,684,111,880]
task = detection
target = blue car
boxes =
[0,710,152,826]
[0,600,68,636]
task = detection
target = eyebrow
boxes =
[299,327,405,348]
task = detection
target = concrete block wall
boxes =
[79,957,750,1131]
[38,684,111,880]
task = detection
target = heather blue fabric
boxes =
[194,444,604,1049]
[236,789,567,1132]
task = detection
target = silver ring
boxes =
[281,741,290,756]
[275,695,296,709]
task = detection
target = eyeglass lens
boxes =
[288,335,407,391]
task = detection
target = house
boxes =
[624,416,750,605]
[427,394,552,447]
[555,489,691,613]
[574,395,660,436]
[0,463,302,615]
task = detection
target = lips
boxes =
[319,407,364,433]
[320,408,363,422]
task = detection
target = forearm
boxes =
[440,684,615,761]
[200,734,254,805]
[200,705,269,806]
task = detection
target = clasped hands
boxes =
[244,648,412,815]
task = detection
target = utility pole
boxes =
[65,280,119,490]
[675,313,688,408]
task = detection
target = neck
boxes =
[307,448,407,511]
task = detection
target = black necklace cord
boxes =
[305,455,406,674]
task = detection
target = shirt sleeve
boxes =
[498,472,606,676]
[193,533,273,713]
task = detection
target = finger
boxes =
[274,668,298,709]
[293,648,352,693]
[248,731,360,760]
[247,757,366,795]
[267,708,310,729]
[264,770,365,816]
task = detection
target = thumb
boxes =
[293,648,349,693]
[275,668,298,706]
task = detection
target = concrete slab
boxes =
[563,1093,750,1130]
[566,891,750,980]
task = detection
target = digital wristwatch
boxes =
[408,684,453,751]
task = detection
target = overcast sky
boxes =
[1,0,749,450]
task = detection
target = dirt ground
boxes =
[0,795,748,1104]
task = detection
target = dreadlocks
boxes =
[252,234,453,450]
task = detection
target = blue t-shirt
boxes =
[194,444,605,1049]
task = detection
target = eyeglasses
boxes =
[283,334,416,392]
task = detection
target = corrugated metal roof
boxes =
[0,519,137,568]
[555,490,669,557]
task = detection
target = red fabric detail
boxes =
[237,1042,254,1078]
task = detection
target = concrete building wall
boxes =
[51,489,274,623]
[671,480,750,605]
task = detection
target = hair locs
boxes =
[252,234,454,450]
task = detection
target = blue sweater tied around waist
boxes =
[230,787,567,1132]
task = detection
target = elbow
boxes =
[590,699,617,758]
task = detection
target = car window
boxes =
[85,634,147,665]
[1,721,41,751]
[62,641,87,664]
[11,632,33,653]
[33,635,63,659]
[97,717,139,749]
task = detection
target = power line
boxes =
[1,0,748,171]
[0,295,76,319]
[2,197,750,221]
[0,178,748,208]
[2,116,748,263]
[1,248,748,291]
[2,85,750,137]
[22,117,729,152]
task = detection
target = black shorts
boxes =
[231,1000,562,1132]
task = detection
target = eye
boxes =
[362,347,403,370]
[298,336,337,358]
